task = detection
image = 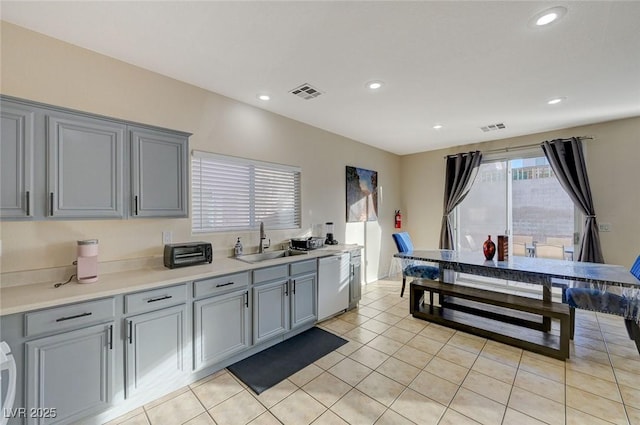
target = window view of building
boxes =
[456,154,576,259]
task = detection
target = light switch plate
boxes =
[162,231,173,244]
[598,223,612,232]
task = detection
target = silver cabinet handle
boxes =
[134,195,139,215]
[25,191,31,216]
[108,325,113,350]
[244,291,249,308]
[128,320,133,344]
[56,312,92,322]
[147,295,172,303]
[216,282,234,288]
[49,192,54,216]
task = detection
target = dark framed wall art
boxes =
[346,166,378,222]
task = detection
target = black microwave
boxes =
[164,242,212,269]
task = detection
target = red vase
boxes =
[483,235,496,260]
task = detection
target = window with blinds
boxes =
[191,151,301,233]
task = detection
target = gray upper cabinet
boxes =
[130,126,188,218]
[1,102,34,218]
[46,113,125,218]
[0,95,190,221]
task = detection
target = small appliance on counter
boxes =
[290,237,325,251]
[164,242,213,269]
[77,239,99,283]
[325,222,339,245]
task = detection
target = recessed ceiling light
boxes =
[366,80,384,90]
[257,94,270,101]
[547,97,566,105]
[433,124,443,130]
[532,6,567,27]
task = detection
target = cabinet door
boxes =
[46,114,125,218]
[350,262,362,307]
[25,322,114,425]
[1,102,34,218]
[253,279,290,344]
[130,126,188,217]
[193,290,250,370]
[125,304,187,399]
[291,273,317,329]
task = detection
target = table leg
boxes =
[542,282,552,332]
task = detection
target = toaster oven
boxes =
[164,242,213,269]
[290,237,325,251]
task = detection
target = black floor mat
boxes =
[227,327,348,394]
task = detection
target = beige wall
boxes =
[400,117,640,268]
[0,22,402,281]
[2,21,638,282]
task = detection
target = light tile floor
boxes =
[106,279,640,425]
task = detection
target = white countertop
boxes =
[0,245,361,316]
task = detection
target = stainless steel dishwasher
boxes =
[318,253,350,321]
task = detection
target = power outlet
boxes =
[598,223,612,232]
[162,231,173,244]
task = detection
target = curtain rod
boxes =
[444,136,593,158]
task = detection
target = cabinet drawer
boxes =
[253,265,288,284]
[25,297,115,337]
[125,284,187,315]
[193,272,250,298]
[290,259,317,276]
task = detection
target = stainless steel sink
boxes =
[235,249,308,263]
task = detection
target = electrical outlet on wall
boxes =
[598,223,612,232]
[162,231,173,244]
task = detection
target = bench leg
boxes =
[410,282,424,315]
[542,285,552,332]
[624,319,640,354]
[560,312,570,359]
[570,307,575,340]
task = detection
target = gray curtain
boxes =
[541,137,604,263]
[439,151,483,249]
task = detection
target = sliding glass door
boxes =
[456,150,579,260]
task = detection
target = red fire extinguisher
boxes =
[395,210,402,229]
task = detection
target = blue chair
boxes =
[565,255,640,352]
[392,232,440,297]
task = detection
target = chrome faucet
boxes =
[259,221,270,253]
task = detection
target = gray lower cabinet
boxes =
[130,126,188,218]
[193,289,251,369]
[46,113,125,218]
[349,250,362,309]
[1,101,34,218]
[252,260,317,345]
[124,304,187,399]
[253,278,290,344]
[25,322,115,425]
[290,272,317,329]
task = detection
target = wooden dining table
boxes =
[394,249,640,358]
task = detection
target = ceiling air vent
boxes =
[480,123,506,132]
[290,83,323,100]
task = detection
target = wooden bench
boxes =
[410,279,571,360]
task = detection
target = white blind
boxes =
[192,151,301,233]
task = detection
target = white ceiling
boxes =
[2,1,639,155]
